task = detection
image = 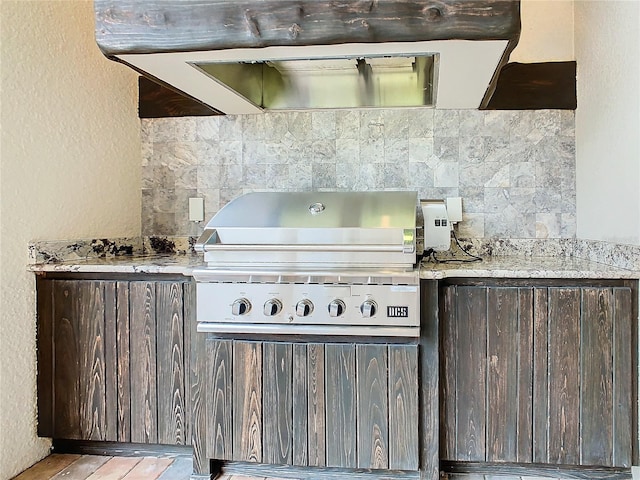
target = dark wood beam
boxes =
[95,0,520,56]
[138,77,220,118]
[484,61,577,110]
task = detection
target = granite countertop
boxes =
[419,255,639,279]
[29,253,640,279]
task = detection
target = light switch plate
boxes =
[446,197,463,223]
[189,197,205,222]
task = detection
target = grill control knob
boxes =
[231,298,251,316]
[328,299,346,317]
[263,298,283,316]
[360,299,378,318]
[296,299,314,317]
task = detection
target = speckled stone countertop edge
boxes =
[28,254,640,280]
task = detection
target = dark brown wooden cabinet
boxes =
[205,338,420,471]
[439,281,636,472]
[36,276,195,447]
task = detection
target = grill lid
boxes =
[195,191,418,269]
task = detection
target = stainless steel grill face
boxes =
[193,191,421,337]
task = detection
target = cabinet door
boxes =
[47,280,118,441]
[440,284,634,468]
[205,339,419,471]
[37,277,192,446]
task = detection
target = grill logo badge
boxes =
[387,306,409,318]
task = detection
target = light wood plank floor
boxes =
[11,454,292,480]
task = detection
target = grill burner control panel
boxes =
[196,281,419,336]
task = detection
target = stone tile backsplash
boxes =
[140,109,576,239]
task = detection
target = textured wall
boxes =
[141,109,576,240]
[0,2,140,477]
[575,1,640,245]
[510,0,575,63]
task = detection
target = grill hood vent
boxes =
[95,1,521,114]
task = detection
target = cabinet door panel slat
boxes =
[292,344,308,466]
[156,282,187,445]
[580,288,614,465]
[104,281,118,442]
[532,287,550,464]
[440,285,458,460]
[307,343,326,467]
[325,343,356,468]
[486,287,519,462]
[206,338,233,460]
[233,341,262,462]
[547,288,581,465]
[613,287,633,467]
[356,344,389,469]
[263,342,293,465]
[186,281,208,475]
[116,282,131,442]
[389,344,419,470]
[129,282,158,444]
[455,286,487,461]
[516,288,534,463]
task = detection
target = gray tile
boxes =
[457,212,485,238]
[383,109,409,138]
[140,109,577,239]
[285,111,313,141]
[153,117,196,142]
[384,137,409,163]
[311,139,337,162]
[434,162,459,188]
[434,137,459,162]
[510,162,536,188]
[360,110,384,140]
[459,186,485,213]
[536,213,562,239]
[383,162,410,188]
[336,110,360,139]
[242,114,266,140]
[408,137,434,163]
[408,108,434,138]
[194,116,220,141]
[312,162,336,189]
[459,110,485,137]
[483,110,511,138]
[218,115,243,140]
[335,138,360,164]
[406,163,434,191]
[434,109,460,137]
[312,111,336,139]
[360,137,384,163]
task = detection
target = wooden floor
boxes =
[10,454,289,480]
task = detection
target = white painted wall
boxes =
[510,0,575,63]
[0,2,140,478]
[575,1,640,245]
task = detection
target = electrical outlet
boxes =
[445,197,463,223]
[189,197,204,222]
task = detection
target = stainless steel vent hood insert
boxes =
[193,54,435,110]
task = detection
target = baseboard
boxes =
[52,439,193,457]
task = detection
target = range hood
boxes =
[95,1,521,114]
[194,54,435,110]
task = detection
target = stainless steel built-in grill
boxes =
[192,191,422,337]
